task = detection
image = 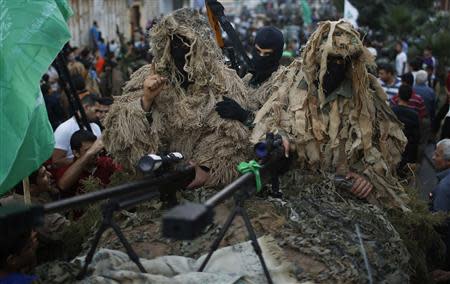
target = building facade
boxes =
[66,0,253,47]
[68,0,160,47]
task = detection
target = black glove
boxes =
[215,96,250,123]
[206,0,225,17]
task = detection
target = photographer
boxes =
[55,130,121,197]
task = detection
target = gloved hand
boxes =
[215,96,250,123]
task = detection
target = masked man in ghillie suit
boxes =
[215,26,286,128]
[103,9,251,187]
[248,20,416,282]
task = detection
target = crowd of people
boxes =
[377,45,450,177]
[1,3,450,283]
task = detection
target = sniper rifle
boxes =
[0,153,195,278]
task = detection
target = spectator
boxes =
[67,47,87,78]
[98,38,107,58]
[89,21,100,50]
[41,82,64,130]
[79,48,93,69]
[378,63,401,101]
[423,47,437,73]
[0,166,69,242]
[135,36,146,50]
[52,94,101,168]
[95,97,113,130]
[401,38,409,54]
[414,70,436,127]
[71,74,89,99]
[109,39,120,58]
[95,50,106,75]
[408,57,423,86]
[46,64,59,86]
[0,230,38,284]
[55,131,121,197]
[391,73,427,121]
[395,40,408,76]
[364,38,377,58]
[391,85,421,173]
[431,139,450,212]
[433,91,450,140]
[96,97,113,121]
[425,63,438,90]
[99,51,124,97]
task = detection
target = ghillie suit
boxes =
[244,65,287,115]
[247,20,417,282]
[252,20,409,211]
[103,8,251,185]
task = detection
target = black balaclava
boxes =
[170,34,191,89]
[250,27,284,87]
[321,56,348,97]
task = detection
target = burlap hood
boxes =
[251,20,408,210]
[103,9,251,186]
[150,8,224,93]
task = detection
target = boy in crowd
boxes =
[55,130,120,197]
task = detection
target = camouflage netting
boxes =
[35,172,445,283]
[57,174,412,283]
[103,8,251,186]
[274,171,411,283]
[251,20,409,211]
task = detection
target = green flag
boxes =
[0,0,73,194]
[300,0,312,26]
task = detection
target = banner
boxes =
[0,0,72,194]
[344,0,359,28]
[301,0,312,26]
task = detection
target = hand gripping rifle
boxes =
[162,133,290,284]
[0,153,195,279]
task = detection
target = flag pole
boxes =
[22,177,31,205]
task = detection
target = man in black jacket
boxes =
[391,84,421,173]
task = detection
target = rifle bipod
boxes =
[197,189,274,284]
[77,191,160,279]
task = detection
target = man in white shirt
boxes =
[52,94,101,167]
[395,41,408,76]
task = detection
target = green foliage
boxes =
[332,0,434,38]
[332,1,450,77]
[380,5,423,38]
[387,191,448,283]
[414,14,450,74]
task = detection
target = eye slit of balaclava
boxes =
[321,55,348,97]
[170,34,192,89]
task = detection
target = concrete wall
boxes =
[67,0,161,47]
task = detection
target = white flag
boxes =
[344,0,359,28]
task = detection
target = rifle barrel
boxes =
[205,172,253,208]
